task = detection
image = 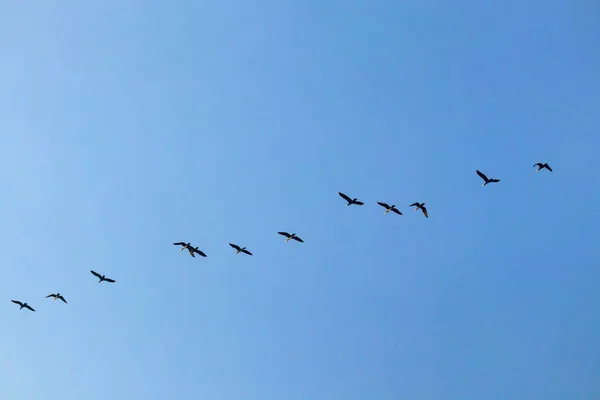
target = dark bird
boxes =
[90,270,116,283]
[377,202,402,215]
[229,243,253,255]
[173,242,207,258]
[45,293,67,303]
[409,202,428,218]
[476,170,501,186]
[338,192,364,206]
[278,232,304,243]
[11,300,35,311]
[533,162,553,172]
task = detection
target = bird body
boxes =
[534,162,553,172]
[90,270,116,283]
[409,202,428,218]
[476,170,500,186]
[46,293,67,303]
[377,202,402,215]
[229,243,253,255]
[278,232,304,243]
[11,300,35,311]
[339,192,364,206]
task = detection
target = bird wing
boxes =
[278,231,291,238]
[194,249,207,257]
[11,300,23,306]
[391,208,402,215]
[242,249,253,255]
[229,243,241,251]
[24,305,35,311]
[409,203,419,207]
[293,236,304,243]
[104,278,116,283]
[354,200,364,205]
[45,294,56,298]
[490,178,500,183]
[533,163,542,168]
[338,192,352,202]
[546,165,553,172]
[59,296,67,304]
[476,170,488,181]
[377,202,390,209]
[173,242,186,246]
[90,270,102,279]
[422,207,428,218]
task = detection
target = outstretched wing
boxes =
[338,192,352,203]
[391,208,402,215]
[173,242,186,246]
[194,249,207,257]
[45,294,56,298]
[421,207,429,218]
[229,243,241,251]
[11,300,23,306]
[409,203,419,207]
[490,178,500,183]
[242,249,253,256]
[377,202,390,209]
[24,305,35,312]
[292,236,304,243]
[546,164,553,172]
[90,270,102,279]
[58,296,68,304]
[533,163,542,168]
[476,170,489,182]
[354,200,364,205]
[103,278,116,283]
[278,231,291,238]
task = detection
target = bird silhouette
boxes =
[174,242,206,257]
[533,162,553,172]
[409,202,428,218]
[476,170,500,186]
[11,300,35,311]
[45,293,67,303]
[278,232,304,243]
[338,192,364,206]
[229,243,253,255]
[90,270,116,283]
[377,202,402,215]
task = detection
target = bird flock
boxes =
[10,163,553,312]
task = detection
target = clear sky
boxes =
[1,1,599,399]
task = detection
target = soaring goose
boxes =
[533,162,552,172]
[90,270,116,283]
[278,232,304,243]
[174,242,207,257]
[476,170,500,186]
[409,202,428,218]
[377,202,402,215]
[338,192,364,206]
[11,300,35,311]
[46,293,67,303]
[229,243,253,255]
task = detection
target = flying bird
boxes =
[338,192,364,206]
[45,293,67,303]
[533,162,553,172]
[278,232,304,243]
[90,270,116,283]
[229,243,253,255]
[377,202,402,215]
[476,170,501,186]
[11,300,35,311]
[174,242,207,257]
[409,202,428,218]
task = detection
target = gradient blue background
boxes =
[1,1,599,399]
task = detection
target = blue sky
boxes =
[1,1,599,399]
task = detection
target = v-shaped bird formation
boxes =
[9,163,553,313]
